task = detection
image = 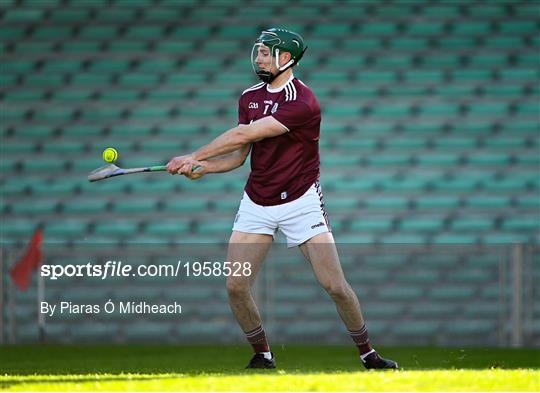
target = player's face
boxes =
[254,45,274,72]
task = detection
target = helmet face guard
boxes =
[251,29,307,83]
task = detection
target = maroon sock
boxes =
[245,325,270,353]
[349,324,374,356]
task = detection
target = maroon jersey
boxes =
[238,76,321,206]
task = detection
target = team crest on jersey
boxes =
[248,102,258,109]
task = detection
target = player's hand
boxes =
[166,155,193,174]
[180,160,207,180]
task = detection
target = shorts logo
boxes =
[234,214,240,223]
[248,102,258,109]
[311,221,325,229]
[280,191,287,200]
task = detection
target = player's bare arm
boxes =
[181,145,251,179]
[167,117,286,174]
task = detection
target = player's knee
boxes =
[324,282,351,302]
[226,279,249,298]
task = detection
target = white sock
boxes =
[360,349,377,362]
[260,351,273,360]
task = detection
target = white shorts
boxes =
[232,182,331,247]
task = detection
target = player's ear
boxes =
[280,51,292,66]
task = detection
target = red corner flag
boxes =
[10,229,43,291]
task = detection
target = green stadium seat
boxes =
[361,22,397,36]
[400,269,441,284]
[350,216,394,233]
[483,233,530,244]
[93,220,139,237]
[466,152,509,166]
[1,219,38,237]
[41,59,83,74]
[418,101,460,117]
[416,153,460,167]
[467,53,508,67]
[97,89,140,102]
[407,22,445,36]
[385,137,426,149]
[377,285,424,301]
[168,24,211,40]
[310,71,350,84]
[144,220,190,236]
[78,25,118,39]
[358,71,396,84]
[389,37,429,51]
[452,69,493,83]
[502,217,540,232]
[516,195,540,209]
[367,153,411,167]
[483,35,524,49]
[422,54,461,68]
[45,220,88,237]
[142,7,183,21]
[49,8,91,22]
[124,25,165,39]
[62,198,109,214]
[80,106,124,122]
[414,196,460,210]
[482,84,524,98]
[451,217,494,232]
[62,124,104,137]
[323,103,359,118]
[404,70,444,83]
[422,5,461,17]
[467,5,505,18]
[0,26,27,41]
[11,199,58,215]
[380,177,428,192]
[107,40,149,52]
[119,72,161,87]
[343,38,382,51]
[31,179,79,195]
[42,141,86,154]
[397,321,441,338]
[112,198,158,213]
[52,89,93,102]
[434,136,477,150]
[500,68,538,82]
[3,59,36,74]
[437,36,476,50]
[327,55,365,69]
[128,106,172,121]
[514,101,540,117]
[13,125,55,138]
[364,196,408,211]
[399,216,446,233]
[430,285,476,300]
[183,57,223,71]
[445,320,495,336]
[498,21,537,35]
[32,26,73,39]
[334,137,378,151]
[449,269,492,284]
[155,40,193,53]
[164,199,209,213]
[465,195,510,209]
[23,73,64,87]
[482,177,531,192]
[71,73,112,86]
[90,59,131,73]
[61,41,102,53]
[452,21,492,36]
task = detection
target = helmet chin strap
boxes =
[256,49,295,83]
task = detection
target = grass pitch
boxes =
[1,345,539,391]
